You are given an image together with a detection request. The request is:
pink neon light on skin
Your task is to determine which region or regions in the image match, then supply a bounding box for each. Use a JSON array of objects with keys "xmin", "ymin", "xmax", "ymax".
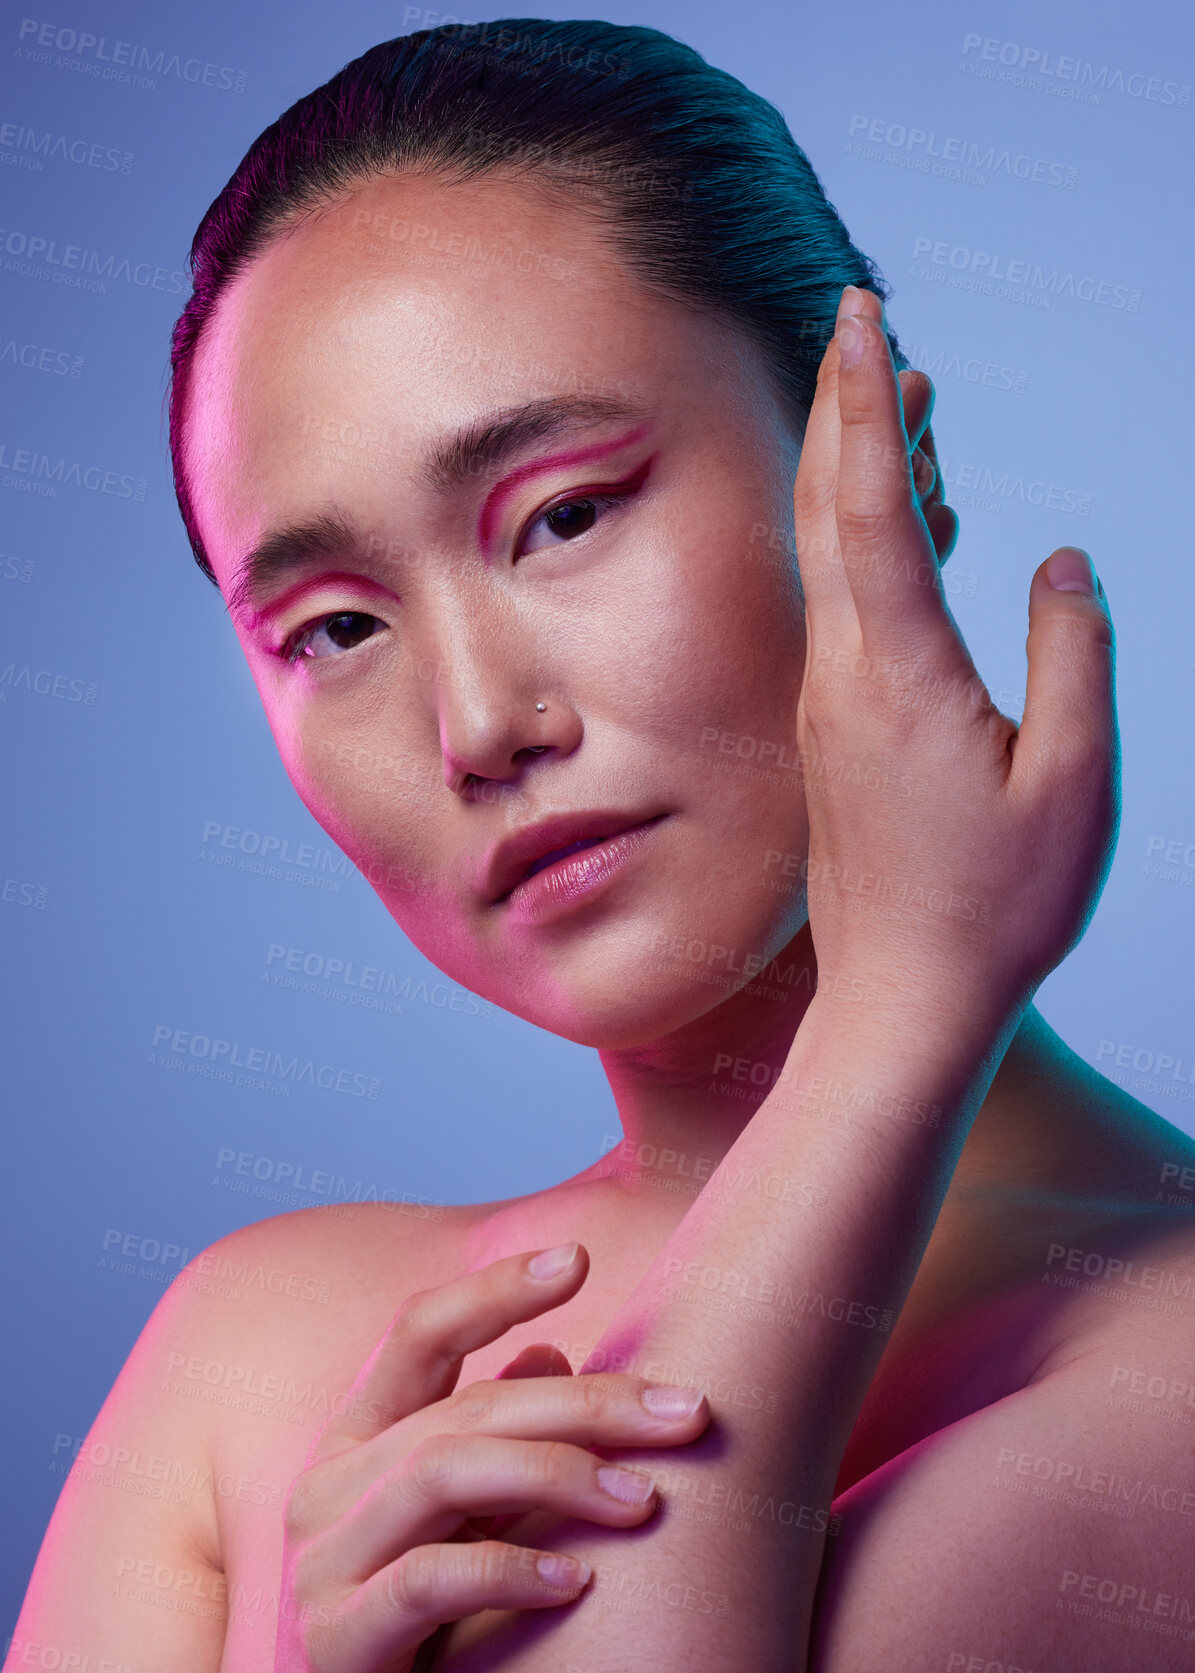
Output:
[
  {"xmin": 236, "ymin": 423, "xmax": 659, "ymax": 639},
  {"xmin": 477, "ymin": 422, "xmax": 654, "ymax": 553}
]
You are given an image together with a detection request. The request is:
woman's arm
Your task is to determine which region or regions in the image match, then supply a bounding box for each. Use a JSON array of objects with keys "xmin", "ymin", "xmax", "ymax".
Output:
[
  {"xmin": 431, "ymin": 996, "xmax": 1020, "ymax": 1671},
  {"xmin": 4, "ymin": 1251, "xmax": 235, "ymax": 1673},
  {"xmin": 430, "ymin": 285, "xmax": 1119, "ymax": 1671}
]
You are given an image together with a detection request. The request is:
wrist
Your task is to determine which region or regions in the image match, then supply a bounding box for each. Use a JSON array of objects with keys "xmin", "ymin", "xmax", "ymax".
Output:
[
  {"xmin": 809, "ymin": 964, "xmax": 1028, "ymax": 1060},
  {"xmin": 774, "ymin": 983, "xmax": 1026, "ymax": 1143}
]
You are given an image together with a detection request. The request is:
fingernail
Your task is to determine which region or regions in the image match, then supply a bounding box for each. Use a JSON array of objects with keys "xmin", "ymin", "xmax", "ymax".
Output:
[
  {"xmin": 537, "ymin": 1553, "xmax": 591, "ymax": 1588},
  {"xmin": 642, "ymin": 1384, "xmax": 704, "ymax": 1419},
  {"xmin": 836, "ymin": 316, "xmax": 864, "ymax": 367},
  {"xmin": 1045, "ymin": 548, "xmax": 1097, "ymax": 593},
  {"xmin": 528, "ymin": 1242, "xmax": 578, "ymax": 1280},
  {"xmin": 597, "ymin": 1465, "xmax": 656, "ymax": 1505},
  {"xmin": 837, "ymin": 283, "xmax": 866, "ymax": 319}
]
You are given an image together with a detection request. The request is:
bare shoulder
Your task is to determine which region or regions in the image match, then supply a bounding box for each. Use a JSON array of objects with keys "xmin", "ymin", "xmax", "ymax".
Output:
[
  {"xmin": 7, "ymin": 1198, "xmax": 485, "ymax": 1671},
  {"xmin": 814, "ymin": 1202, "xmax": 1195, "ymax": 1670},
  {"xmin": 1020, "ymin": 1060, "xmax": 1195, "ymax": 1371},
  {"xmin": 171, "ymin": 1196, "xmax": 489, "ymax": 1474},
  {"xmin": 180, "ymin": 1195, "xmax": 483, "ymax": 1350}
]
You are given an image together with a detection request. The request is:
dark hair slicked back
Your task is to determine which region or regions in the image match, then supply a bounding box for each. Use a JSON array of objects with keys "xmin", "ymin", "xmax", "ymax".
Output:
[{"xmin": 168, "ymin": 18, "xmax": 901, "ymax": 582}]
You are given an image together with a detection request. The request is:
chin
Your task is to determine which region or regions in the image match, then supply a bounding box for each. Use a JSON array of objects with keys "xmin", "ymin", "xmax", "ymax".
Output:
[
  {"xmin": 383, "ymin": 865, "xmax": 811, "ymax": 1050},
  {"xmin": 488, "ymin": 921, "xmax": 812, "ymax": 1051},
  {"xmin": 514, "ymin": 973, "xmax": 737, "ymax": 1051}
]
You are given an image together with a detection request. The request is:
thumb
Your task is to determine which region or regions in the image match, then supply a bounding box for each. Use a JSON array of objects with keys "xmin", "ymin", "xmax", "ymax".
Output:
[{"xmin": 1016, "ymin": 546, "xmax": 1117, "ymax": 776}]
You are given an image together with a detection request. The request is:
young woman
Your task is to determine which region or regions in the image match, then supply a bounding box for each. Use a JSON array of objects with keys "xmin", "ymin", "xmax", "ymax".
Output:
[{"xmin": 11, "ymin": 19, "xmax": 1195, "ymax": 1673}]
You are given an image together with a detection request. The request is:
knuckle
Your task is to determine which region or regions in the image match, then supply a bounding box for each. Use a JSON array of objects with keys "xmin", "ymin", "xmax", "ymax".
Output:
[
  {"xmin": 449, "ymin": 1379, "xmax": 496, "ymax": 1431},
  {"xmin": 836, "ymin": 385, "xmax": 876, "ymax": 426},
  {"xmin": 1040, "ymin": 609, "xmax": 1116, "ymax": 669},
  {"xmin": 570, "ymin": 1371, "xmax": 614, "ymax": 1422},
  {"xmin": 793, "ymin": 468, "xmax": 837, "ymax": 525},
  {"xmin": 472, "ymin": 1538, "xmax": 517, "ymax": 1594},
  {"xmin": 391, "ymin": 1286, "xmax": 435, "ymax": 1341},
  {"xmin": 532, "ymin": 1438, "xmax": 576, "ymax": 1490},
  {"xmin": 386, "ymin": 1545, "xmax": 439, "ymax": 1618},
  {"xmin": 406, "ymin": 1432, "xmax": 460, "ymax": 1494},
  {"xmin": 836, "ymin": 500, "xmax": 899, "ymax": 548}
]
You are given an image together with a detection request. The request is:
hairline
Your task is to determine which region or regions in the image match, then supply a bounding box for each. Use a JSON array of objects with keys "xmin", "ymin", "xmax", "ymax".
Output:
[{"xmin": 176, "ymin": 162, "xmax": 808, "ymax": 587}]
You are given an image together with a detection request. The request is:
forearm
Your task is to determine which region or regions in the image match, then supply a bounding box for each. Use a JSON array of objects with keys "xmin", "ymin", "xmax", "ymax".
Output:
[{"xmin": 433, "ymin": 986, "xmax": 1023, "ymax": 1673}]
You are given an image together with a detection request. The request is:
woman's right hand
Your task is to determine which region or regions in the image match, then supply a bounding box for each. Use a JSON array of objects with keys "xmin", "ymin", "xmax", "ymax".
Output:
[{"xmin": 274, "ymin": 1241, "xmax": 710, "ymax": 1672}]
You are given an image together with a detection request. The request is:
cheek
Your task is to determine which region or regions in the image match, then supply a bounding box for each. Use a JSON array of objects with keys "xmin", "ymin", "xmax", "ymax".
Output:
[
  {"xmin": 267, "ymin": 681, "xmax": 491, "ymax": 988},
  {"xmin": 260, "ymin": 686, "xmax": 438, "ymax": 894},
  {"xmin": 603, "ymin": 515, "xmax": 808, "ymax": 764},
  {"xmin": 576, "ymin": 518, "xmax": 812, "ymax": 934}
]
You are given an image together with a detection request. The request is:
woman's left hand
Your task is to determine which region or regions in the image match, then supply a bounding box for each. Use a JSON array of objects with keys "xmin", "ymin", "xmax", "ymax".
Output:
[{"xmin": 791, "ymin": 284, "xmax": 1120, "ymax": 1039}]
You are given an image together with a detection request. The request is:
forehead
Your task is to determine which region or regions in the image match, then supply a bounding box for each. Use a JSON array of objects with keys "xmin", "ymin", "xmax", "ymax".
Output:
[{"xmin": 185, "ymin": 170, "xmax": 757, "ymax": 584}]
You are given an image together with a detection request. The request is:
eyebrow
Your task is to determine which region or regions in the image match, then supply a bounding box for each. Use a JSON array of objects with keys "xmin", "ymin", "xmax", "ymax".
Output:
[{"xmin": 226, "ymin": 393, "xmax": 651, "ymax": 622}]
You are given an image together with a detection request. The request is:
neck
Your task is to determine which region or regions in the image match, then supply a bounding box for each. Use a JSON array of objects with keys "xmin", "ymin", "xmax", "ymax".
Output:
[{"xmin": 589, "ymin": 923, "xmax": 1105, "ymax": 1206}]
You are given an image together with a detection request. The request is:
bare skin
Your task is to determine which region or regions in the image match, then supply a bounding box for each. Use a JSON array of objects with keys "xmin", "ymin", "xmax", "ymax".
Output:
[
  {"xmin": 27, "ymin": 1034, "xmax": 1188, "ymax": 1672},
  {"xmin": 9, "ymin": 170, "xmax": 1195, "ymax": 1672}
]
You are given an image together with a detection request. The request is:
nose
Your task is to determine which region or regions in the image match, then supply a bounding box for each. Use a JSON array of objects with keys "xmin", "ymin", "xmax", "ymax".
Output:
[{"xmin": 430, "ymin": 623, "xmax": 583, "ymax": 796}]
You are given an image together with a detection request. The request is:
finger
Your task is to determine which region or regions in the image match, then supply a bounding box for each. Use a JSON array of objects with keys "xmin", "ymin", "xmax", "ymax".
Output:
[
  {"xmin": 911, "ymin": 424, "xmax": 960, "ymax": 568},
  {"xmin": 328, "ymin": 1433, "xmax": 660, "ymax": 1581},
  {"xmin": 834, "ymin": 288, "xmax": 951, "ymax": 652},
  {"xmin": 311, "ymin": 1367, "xmax": 707, "ymax": 1532},
  {"xmin": 309, "ymin": 1243, "xmax": 588, "ymax": 1459},
  {"xmin": 898, "ymin": 368, "xmax": 935, "ymax": 450},
  {"xmin": 895, "ymin": 371, "xmax": 939, "ymax": 528},
  {"xmin": 326, "ymin": 1538, "xmax": 593, "ymax": 1669},
  {"xmin": 496, "ymin": 1343, "xmax": 574, "ymax": 1379},
  {"xmin": 793, "ymin": 313, "xmax": 857, "ymax": 654},
  {"xmin": 911, "ymin": 419, "xmax": 941, "ymax": 518},
  {"xmin": 1016, "ymin": 547, "xmax": 1118, "ymax": 789},
  {"xmin": 925, "ymin": 497, "xmax": 960, "ymax": 565},
  {"xmin": 479, "ymin": 1346, "xmax": 573, "ymax": 1540},
  {"xmin": 895, "ymin": 378, "xmax": 960, "ymax": 575}
]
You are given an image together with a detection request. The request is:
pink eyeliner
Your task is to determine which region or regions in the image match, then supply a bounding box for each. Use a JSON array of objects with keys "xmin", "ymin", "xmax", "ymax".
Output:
[{"xmin": 477, "ymin": 423, "xmax": 653, "ymax": 552}]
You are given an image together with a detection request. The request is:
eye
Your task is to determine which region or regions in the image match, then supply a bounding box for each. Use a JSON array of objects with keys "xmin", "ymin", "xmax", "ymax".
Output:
[
  {"xmin": 280, "ymin": 610, "xmax": 386, "ymax": 665},
  {"xmin": 517, "ymin": 492, "xmax": 624, "ymax": 557}
]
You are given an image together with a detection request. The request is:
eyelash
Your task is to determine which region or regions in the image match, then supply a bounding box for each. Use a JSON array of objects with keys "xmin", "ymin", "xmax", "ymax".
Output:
[{"xmin": 276, "ymin": 486, "xmax": 632, "ymax": 666}]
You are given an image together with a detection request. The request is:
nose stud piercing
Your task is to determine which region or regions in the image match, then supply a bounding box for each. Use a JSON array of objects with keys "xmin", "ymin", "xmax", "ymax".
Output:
[{"xmin": 527, "ymin": 701, "xmax": 549, "ymax": 752}]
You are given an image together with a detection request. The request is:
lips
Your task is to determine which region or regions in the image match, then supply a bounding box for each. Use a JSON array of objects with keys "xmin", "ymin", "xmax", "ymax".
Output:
[
  {"xmin": 484, "ymin": 811, "xmax": 667, "ymax": 905},
  {"xmin": 524, "ymin": 836, "xmax": 607, "ymax": 880}
]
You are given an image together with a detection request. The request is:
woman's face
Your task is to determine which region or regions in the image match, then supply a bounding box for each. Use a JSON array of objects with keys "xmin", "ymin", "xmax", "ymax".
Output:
[{"xmin": 187, "ymin": 169, "xmax": 813, "ymax": 1048}]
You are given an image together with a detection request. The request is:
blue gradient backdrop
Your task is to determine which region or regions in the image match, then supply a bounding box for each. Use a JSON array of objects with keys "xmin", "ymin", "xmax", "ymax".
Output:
[{"xmin": 2, "ymin": 0, "xmax": 1192, "ymax": 1624}]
